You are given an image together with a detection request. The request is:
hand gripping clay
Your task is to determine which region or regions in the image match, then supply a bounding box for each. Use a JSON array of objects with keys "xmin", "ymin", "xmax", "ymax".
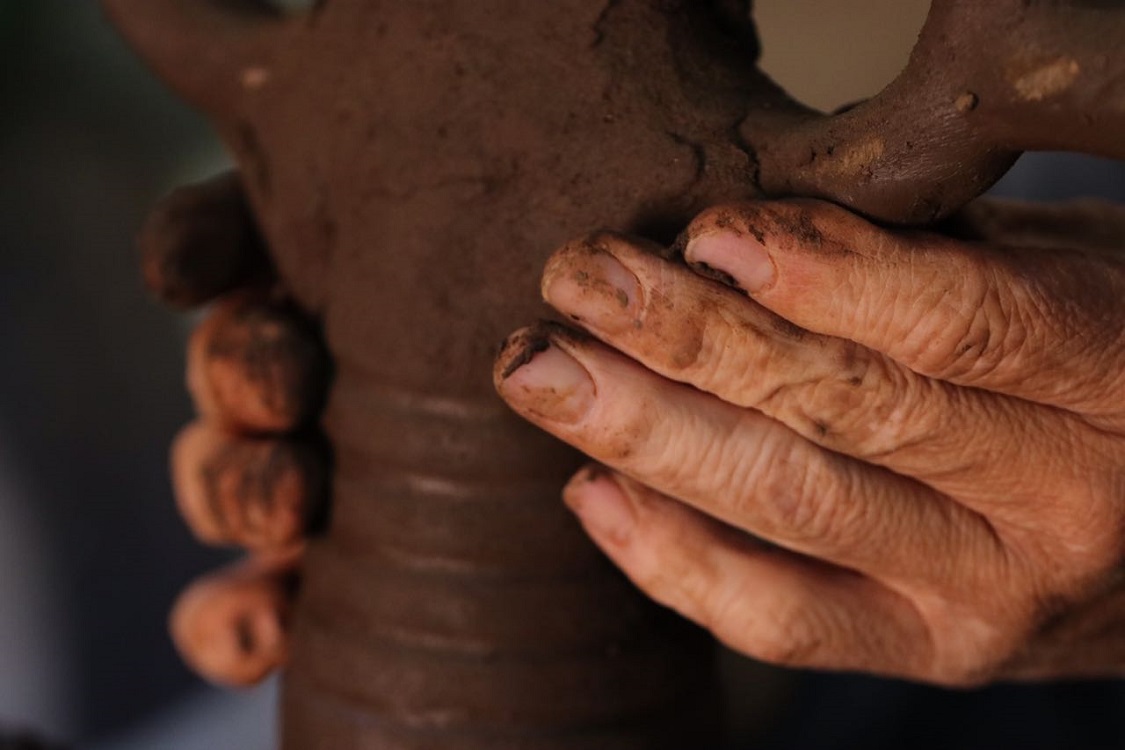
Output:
[{"xmin": 103, "ymin": 0, "xmax": 1125, "ymax": 746}]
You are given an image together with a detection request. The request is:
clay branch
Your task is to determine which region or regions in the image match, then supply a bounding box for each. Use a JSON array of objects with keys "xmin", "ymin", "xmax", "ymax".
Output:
[
  {"xmin": 741, "ymin": 0, "xmax": 1125, "ymax": 225},
  {"xmin": 100, "ymin": 0, "xmax": 286, "ymax": 116}
]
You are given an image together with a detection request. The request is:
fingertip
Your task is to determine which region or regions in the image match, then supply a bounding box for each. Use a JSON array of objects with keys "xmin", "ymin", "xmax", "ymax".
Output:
[
  {"xmin": 170, "ymin": 559, "xmax": 296, "ymax": 687},
  {"xmin": 139, "ymin": 171, "xmax": 271, "ymax": 309},
  {"xmin": 493, "ymin": 323, "xmax": 597, "ymax": 426},
  {"xmin": 494, "ymin": 325, "xmax": 543, "ymax": 389},
  {"xmin": 682, "ymin": 204, "xmax": 778, "ymax": 295},
  {"xmin": 562, "ymin": 465, "xmax": 637, "ymax": 547},
  {"xmin": 171, "ymin": 420, "xmax": 328, "ymax": 550},
  {"xmin": 187, "ymin": 296, "xmax": 330, "ymax": 434}
]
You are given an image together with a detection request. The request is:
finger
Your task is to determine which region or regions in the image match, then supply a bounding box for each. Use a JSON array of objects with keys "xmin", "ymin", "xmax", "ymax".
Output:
[
  {"xmin": 493, "ymin": 324, "xmax": 1002, "ymax": 590},
  {"xmin": 944, "ymin": 197, "xmax": 1125, "ymax": 255},
  {"xmin": 171, "ymin": 420, "xmax": 328, "ymax": 550},
  {"xmin": 562, "ymin": 467, "xmax": 932, "ymax": 679},
  {"xmin": 187, "ymin": 294, "xmax": 330, "ymax": 434},
  {"xmin": 139, "ymin": 171, "xmax": 272, "ymax": 309},
  {"xmin": 170, "ymin": 552, "xmax": 300, "ymax": 687},
  {"xmin": 680, "ymin": 199, "xmax": 1125, "ymax": 416},
  {"xmin": 539, "ymin": 232, "xmax": 1092, "ymax": 505}
]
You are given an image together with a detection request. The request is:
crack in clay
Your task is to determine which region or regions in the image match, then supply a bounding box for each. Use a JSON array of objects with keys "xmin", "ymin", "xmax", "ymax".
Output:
[
  {"xmin": 667, "ymin": 131, "xmax": 708, "ymax": 188},
  {"xmin": 729, "ymin": 119, "xmax": 762, "ymax": 193},
  {"xmin": 590, "ymin": 0, "xmax": 625, "ymax": 48}
]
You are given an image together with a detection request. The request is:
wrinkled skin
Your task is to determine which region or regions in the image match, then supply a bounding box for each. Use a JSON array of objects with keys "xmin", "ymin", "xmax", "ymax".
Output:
[
  {"xmin": 496, "ymin": 197, "xmax": 1125, "ymax": 685},
  {"xmin": 155, "ymin": 176, "xmax": 1125, "ymax": 688}
]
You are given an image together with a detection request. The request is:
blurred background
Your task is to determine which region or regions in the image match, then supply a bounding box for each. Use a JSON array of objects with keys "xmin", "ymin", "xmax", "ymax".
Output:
[{"xmin": 0, "ymin": 1, "xmax": 1122, "ymax": 748}]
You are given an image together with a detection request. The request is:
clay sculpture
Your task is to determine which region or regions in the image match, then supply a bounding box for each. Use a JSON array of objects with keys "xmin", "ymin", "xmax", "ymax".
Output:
[{"xmin": 102, "ymin": 0, "xmax": 1125, "ymax": 747}]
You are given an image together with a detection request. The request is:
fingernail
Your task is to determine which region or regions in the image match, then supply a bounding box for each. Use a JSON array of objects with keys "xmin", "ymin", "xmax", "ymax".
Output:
[
  {"xmin": 542, "ymin": 244, "xmax": 641, "ymax": 333},
  {"xmin": 563, "ymin": 467, "xmax": 636, "ymax": 545},
  {"xmin": 685, "ymin": 231, "xmax": 775, "ymax": 293},
  {"xmin": 496, "ymin": 329, "xmax": 595, "ymax": 424}
]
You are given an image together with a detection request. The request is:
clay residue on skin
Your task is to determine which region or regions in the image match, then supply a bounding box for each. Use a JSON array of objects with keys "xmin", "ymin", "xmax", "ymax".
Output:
[
  {"xmin": 689, "ymin": 260, "xmax": 743, "ymax": 291},
  {"xmin": 496, "ymin": 321, "xmax": 590, "ymax": 381},
  {"xmin": 1012, "ymin": 58, "xmax": 1080, "ymax": 102},
  {"xmin": 499, "ymin": 330, "xmax": 551, "ymax": 380}
]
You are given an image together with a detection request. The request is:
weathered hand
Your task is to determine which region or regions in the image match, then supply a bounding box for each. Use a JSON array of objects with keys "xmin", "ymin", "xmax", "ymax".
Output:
[
  {"xmin": 139, "ymin": 172, "xmax": 330, "ymax": 687},
  {"xmin": 495, "ymin": 198, "xmax": 1125, "ymax": 685}
]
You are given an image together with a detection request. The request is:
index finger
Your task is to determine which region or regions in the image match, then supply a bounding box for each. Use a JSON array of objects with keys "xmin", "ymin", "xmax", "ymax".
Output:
[{"xmin": 681, "ymin": 199, "xmax": 1125, "ymax": 419}]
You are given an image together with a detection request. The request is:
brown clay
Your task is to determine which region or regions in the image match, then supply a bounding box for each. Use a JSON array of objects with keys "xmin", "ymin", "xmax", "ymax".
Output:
[
  {"xmin": 740, "ymin": 0, "xmax": 1125, "ymax": 224},
  {"xmin": 101, "ymin": 0, "xmax": 1125, "ymax": 747}
]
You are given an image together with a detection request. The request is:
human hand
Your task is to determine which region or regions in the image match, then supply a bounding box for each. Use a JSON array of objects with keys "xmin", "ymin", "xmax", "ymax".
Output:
[
  {"xmin": 139, "ymin": 172, "xmax": 330, "ymax": 687},
  {"xmin": 494, "ymin": 198, "xmax": 1125, "ymax": 685}
]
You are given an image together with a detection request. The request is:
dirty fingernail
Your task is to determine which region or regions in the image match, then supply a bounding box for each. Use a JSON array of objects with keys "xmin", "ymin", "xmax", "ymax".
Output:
[
  {"xmin": 495, "ymin": 328, "xmax": 595, "ymax": 424},
  {"xmin": 563, "ymin": 466, "xmax": 636, "ymax": 545},
  {"xmin": 542, "ymin": 244, "xmax": 642, "ymax": 333},
  {"xmin": 685, "ymin": 231, "xmax": 775, "ymax": 293}
]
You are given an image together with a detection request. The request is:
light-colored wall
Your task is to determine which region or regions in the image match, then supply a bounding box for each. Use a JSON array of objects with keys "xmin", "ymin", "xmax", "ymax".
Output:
[{"xmin": 755, "ymin": 0, "xmax": 930, "ymax": 112}]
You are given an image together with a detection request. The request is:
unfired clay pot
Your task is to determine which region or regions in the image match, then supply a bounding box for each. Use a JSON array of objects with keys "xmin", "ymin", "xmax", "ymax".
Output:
[{"xmin": 102, "ymin": 0, "xmax": 1125, "ymax": 747}]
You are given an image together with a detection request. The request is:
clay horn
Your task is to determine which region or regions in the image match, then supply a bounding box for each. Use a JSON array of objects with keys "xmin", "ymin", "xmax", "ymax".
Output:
[
  {"xmin": 743, "ymin": 0, "xmax": 1125, "ymax": 225},
  {"xmin": 100, "ymin": 0, "xmax": 286, "ymax": 117}
]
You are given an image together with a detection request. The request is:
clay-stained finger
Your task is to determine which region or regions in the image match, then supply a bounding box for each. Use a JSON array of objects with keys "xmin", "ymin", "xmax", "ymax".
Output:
[
  {"xmin": 561, "ymin": 467, "xmax": 933, "ymax": 681},
  {"xmin": 139, "ymin": 171, "xmax": 271, "ymax": 308},
  {"xmin": 539, "ymin": 231, "xmax": 1092, "ymax": 508},
  {"xmin": 493, "ymin": 324, "xmax": 1001, "ymax": 591},
  {"xmin": 172, "ymin": 421, "xmax": 328, "ymax": 550},
  {"xmin": 187, "ymin": 295, "xmax": 330, "ymax": 433},
  {"xmin": 680, "ymin": 200, "xmax": 1125, "ymax": 416},
  {"xmin": 170, "ymin": 552, "xmax": 300, "ymax": 687}
]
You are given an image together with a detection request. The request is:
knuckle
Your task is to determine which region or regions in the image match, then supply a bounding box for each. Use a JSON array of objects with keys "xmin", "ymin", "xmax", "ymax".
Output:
[
  {"xmin": 750, "ymin": 444, "xmax": 855, "ymax": 548},
  {"xmin": 1004, "ymin": 464, "xmax": 1125, "ymax": 582},
  {"xmin": 916, "ymin": 590, "xmax": 1037, "ymax": 687},
  {"xmin": 752, "ymin": 340, "xmax": 930, "ymax": 463},
  {"xmin": 606, "ymin": 392, "xmax": 741, "ymax": 499},
  {"xmin": 686, "ymin": 199, "xmax": 833, "ymax": 249},
  {"xmin": 737, "ymin": 599, "xmax": 825, "ymax": 668},
  {"xmin": 925, "ymin": 630, "xmax": 1011, "ymax": 687},
  {"xmin": 628, "ymin": 508, "xmax": 721, "ymax": 623},
  {"xmin": 932, "ymin": 654, "xmax": 1008, "ymax": 688},
  {"xmin": 901, "ymin": 256, "xmax": 1032, "ymax": 383}
]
